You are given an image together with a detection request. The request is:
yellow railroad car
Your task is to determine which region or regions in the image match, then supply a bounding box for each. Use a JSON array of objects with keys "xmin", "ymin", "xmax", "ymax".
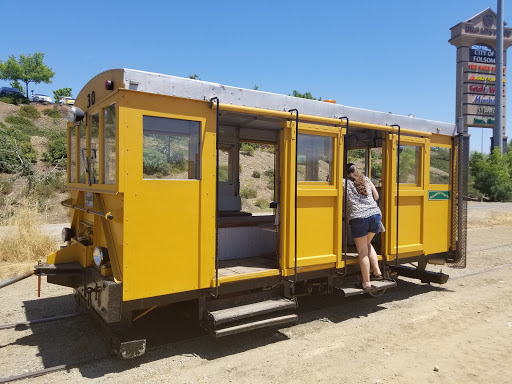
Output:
[{"xmin": 36, "ymin": 69, "xmax": 468, "ymax": 357}]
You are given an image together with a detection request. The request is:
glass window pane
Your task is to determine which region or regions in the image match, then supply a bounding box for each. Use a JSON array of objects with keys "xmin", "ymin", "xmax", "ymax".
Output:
[
  {"xmin": 348, "ymin": 149, "xmax": 366, "ymax": 175},
  {"xmin": 90, "ymin": 113, "xmax": 99, "ymax": 184},
  {"xmin": 430, "ymin": 146, "xmax": 450, "ymax": 184},
  {"xmin": 370, "ymin": 148, "xmax": 382, "ymax": 187},
  {"xmin": 297, "ymin": 134, "xmax": 333, "ymax": 182},
  {"xmin": 218, "ymin": 147, "xmax": 232, "ymax": 182},
  {"xmin": 79, "ymin": 123, "xmax": 87, "ymax": 184},
  {"xmin": 398, "ymin": 145, "xmax": 420, "ymax": 184},
  {"xmin": 69, "ymin": 126, "xmax": 76, "ymax": 183},
  {"xmin": 103, "ymin": 104, "xmax": 116, "ymax": 184},
  {"xmin": 143, "ymin": 116, "xmax": 200, "ymax": 180}
]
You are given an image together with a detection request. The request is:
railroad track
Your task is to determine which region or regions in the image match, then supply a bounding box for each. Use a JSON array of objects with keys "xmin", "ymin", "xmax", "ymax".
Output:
[{"xmin": 2, "ymin": 259, "xmax": 512, "ymax": 383}]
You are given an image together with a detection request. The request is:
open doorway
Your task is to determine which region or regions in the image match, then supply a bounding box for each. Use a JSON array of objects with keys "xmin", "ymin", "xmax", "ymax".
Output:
[
  {"xmin": 216, "ymin": 113, "xmax": 281, "ymax": 278},
  {"xmin": 344, "ymin": 129, "xmax": 384, "ymax": 257}
]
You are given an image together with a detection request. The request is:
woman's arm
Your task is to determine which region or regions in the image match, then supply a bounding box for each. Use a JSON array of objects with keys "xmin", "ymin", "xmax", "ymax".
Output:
[{"xmin": 370, "ymin": 180, "xmax": 379, "ymax": 201}]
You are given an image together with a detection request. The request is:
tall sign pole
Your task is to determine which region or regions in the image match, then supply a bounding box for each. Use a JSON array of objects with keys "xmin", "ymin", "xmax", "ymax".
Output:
[
  {"xmin": 450, "ymin": 8, "xmax": 512, "ymax": 151},
  {"xmin": 494, "ymin": 0, "xmax": 505, "ymax": 153}
]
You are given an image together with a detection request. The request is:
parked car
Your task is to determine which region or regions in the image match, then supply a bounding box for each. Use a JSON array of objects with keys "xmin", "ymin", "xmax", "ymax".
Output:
[
  {"xmin": 0, "ymin": 87, "xmax": 24, "ymax": 97},
  {"xmin": 32, "ymin": 94, "xmax": 53, "ymax": 103},
  {"xmin": 58, "ymin": 96, "xmax": 75, "ymax": 105}
]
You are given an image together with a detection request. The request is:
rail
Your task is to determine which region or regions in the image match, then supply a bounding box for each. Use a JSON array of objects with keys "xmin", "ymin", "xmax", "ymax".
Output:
[{"xmin": 61, "ymin": 201, "xmax": 113, "ymax": 220}]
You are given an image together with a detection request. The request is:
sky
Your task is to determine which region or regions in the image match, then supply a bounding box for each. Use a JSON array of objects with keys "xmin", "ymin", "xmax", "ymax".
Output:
[{"xmin": 1, "ymin": 0, "xmax": 510, "ymax": 153}]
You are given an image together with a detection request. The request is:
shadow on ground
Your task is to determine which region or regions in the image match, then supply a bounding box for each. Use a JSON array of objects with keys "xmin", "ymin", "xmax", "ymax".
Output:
[{"xmin": 6, "ymin": 277, "xmax": 451, "ymax": 380}]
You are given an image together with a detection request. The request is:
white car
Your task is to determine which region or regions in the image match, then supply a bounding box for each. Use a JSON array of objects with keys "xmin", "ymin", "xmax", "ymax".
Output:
[
  {"xmin": 58, "ymin": 96, "xmax": 75, "ymax": 105},
  {"xmin": 32, "ymin": 94, "xmax": 53, "ymax": 103}
]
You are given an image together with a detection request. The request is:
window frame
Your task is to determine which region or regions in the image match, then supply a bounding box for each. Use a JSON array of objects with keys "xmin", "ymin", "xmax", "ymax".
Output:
[
  {"xmin": 296, "ymin": 128, "xmax": 337, "ymax": 186},
  {"xmin": 142, "ymin": 115, "xmax": 202, "ymax": 181},
  {"xmin": 429, "ymin": 145, "xmax": 451, "ymax": 185}
]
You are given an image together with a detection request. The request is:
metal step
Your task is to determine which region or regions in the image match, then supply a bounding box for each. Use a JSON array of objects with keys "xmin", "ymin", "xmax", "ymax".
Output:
[
  {"xmin": 390, "ymin": 265, "xmax": 449, "ymax": 284},
  {"xmin": 336, "ymin": 279, "xmax": 397, "ymax": 297},
  {"xmin": 213, "ymin": 314, "xmax": 298, "ymax": 337},
  {"xmin": 207, "ymin": 298, "xmax": 297, "ymax": 327}
]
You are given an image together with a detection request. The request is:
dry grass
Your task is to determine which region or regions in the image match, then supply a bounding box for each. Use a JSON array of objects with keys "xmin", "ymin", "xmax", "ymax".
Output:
[
  {"xmin": 467, "ymin": 211, "xmax": 512, "ymax": 228},
  {"xmin": 0, "ymin": 200, "xmax": 57, "ymax": 263}
]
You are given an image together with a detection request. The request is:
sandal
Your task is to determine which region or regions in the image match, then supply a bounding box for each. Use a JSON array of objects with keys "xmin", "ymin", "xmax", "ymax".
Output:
[{"xmin": 370, "ymin": 274, "xmax": 383, "ymax": 281}]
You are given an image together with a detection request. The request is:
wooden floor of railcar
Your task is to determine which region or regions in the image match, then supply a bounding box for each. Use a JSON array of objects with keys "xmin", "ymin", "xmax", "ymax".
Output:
[{"xmin": 218, "ymin": 255, "xmax": 278, "ymax": 277}]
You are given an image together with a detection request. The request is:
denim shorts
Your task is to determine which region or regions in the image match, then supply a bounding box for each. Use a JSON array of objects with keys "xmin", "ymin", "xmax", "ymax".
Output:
[{"xmin": 350, "ymin": 214, "xmax": 382, "ymax": 238}]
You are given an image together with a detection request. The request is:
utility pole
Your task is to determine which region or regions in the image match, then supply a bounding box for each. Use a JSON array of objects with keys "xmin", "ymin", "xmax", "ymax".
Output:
[{"xmin": 494, "ymin": 0, "xmax": 505, "ymax": 154}]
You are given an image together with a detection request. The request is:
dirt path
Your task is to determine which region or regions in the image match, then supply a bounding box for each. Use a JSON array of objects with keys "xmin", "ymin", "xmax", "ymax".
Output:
[{"xmin": 0, "ymin": 205, "xmax": 511, "ymax": 383}]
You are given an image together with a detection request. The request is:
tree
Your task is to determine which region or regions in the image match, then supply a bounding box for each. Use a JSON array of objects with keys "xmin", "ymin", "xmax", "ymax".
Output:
[
  {"xmin": 53, "ymin": 87, "xmax": 72, "ymax": 103},
  {"xmin": 291, "ymin": 90, "xmax": 322, "ymax": 101},
  {"xmin": 189, "ymin": 74, "xmax": 200, "ymax": 80},
  {"xmin": 470, "ymin": 149, "xmax": 512, "ymax": 201},
  {"xmin": 9, "ymin": 80, "xmax": 23, "ymax": 92},
  {"xmin": 0, "ymin": 53, "xmax": 54, "ymax": 97}
]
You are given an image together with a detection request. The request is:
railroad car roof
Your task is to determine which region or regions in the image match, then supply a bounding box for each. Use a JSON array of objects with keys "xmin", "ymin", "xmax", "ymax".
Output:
[{"xmin": 82, "ymin": 69, "xmax": 457, "ymax": 136}]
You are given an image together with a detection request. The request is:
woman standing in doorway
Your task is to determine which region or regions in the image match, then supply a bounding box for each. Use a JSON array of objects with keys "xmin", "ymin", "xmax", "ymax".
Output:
[{"xmin": 345, "ymin": 163, "xmax": 383, "ymax": 290}]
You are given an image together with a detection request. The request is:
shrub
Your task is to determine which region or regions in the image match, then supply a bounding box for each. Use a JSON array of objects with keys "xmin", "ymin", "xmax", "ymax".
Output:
[
  {"xmin": 0, "ymin": 94, "xmax": 29, "ymax": 105},
  {"xmin": 43, "ymin": 108, "xmax": 61, "ymax": 118},
  {"xmin": 267, "ymin": 176, "xmax": 275, "ymax": 190},
  {"xmin": 4, "ymin": 114, "xmax": 43, "ymax": 136},
  {"xmin": 5, "ymin": 115, "xmax": 34, "ymax": 127},
  {"xmin": 240, "ymin": 186, "xmax": 257, "ymax": 199},
  {"xmin": 255, "ymin": 198, "xmax": 269, "ymax": 208},
  {"xmin": 143, "ymin": 148, "xmax": 170, "ymax": 176},
  {"xmin": 470, "ymin": 149, "xmax": 512, "ymax": 202},
  {"xmin": 0, "ymin": 201, "xmax": 56, "ymax": 262},
  {"xmin": 44, "ymin": 137, "xmax": 67, "ymax": 165},
  {"xmin": 240, "ymin": 143, "xmax": 255, "ymax": 156},
  {"xmin": 18, "ymin": 105, "xmax": 40, "ymax": 119},
  {"xmin": 252, "ymin": 170, "xmax": 260, "ymax": 178},
  {"xmin": 0, "ymin": 128, "xmax": 36, "ymax": 173},
  {"xmin": 264, "ymin": 169, "xmax": 274, "ymax": 178}
]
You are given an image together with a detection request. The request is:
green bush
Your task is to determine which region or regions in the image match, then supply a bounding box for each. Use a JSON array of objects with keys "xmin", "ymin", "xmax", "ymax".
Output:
[
  {"xmin": 44, "ymin": 137, "xmax": 67, "ymax": 165},
  {"xmin": 18, "ymin": 105, "xmax": 40, "ymax": 119},
  {"xmin": 0, "ymin": 94, "xmax": 29, "ymax": 105},
  {"xmin": 264, "ymin": 169, "xmax": 274, "ymax": 177},
  {"xmin": 255, "ymin": 198, "xmax": 269, "ymax": 208},
  {"xmin": 240, "ymin": 143, "xmax": 255, "ymax": 156},
  {"xmin": 240, "ymin": 186, "xmax": 257, "ymax": 199},
  {"xmin": 267, "ymin": 176, "xmax": 275, "ymax": 190},
  {"xmin": 143, "ymin": 148, "xmax": 170, "ymax": 176},
  {"xmin": 470, "ymin": 149, "xmax": 512, "ymax": 202},
  {"xmin": 252, "ymin": 170, "xmax": 260, "ymax": 178},
  {"xmin": 4, "ymin": 114, "xmax": 43, "ymax": 136},
  {"xmin": 5, "ymin": 115, "xmax": 34, "ymax": 126},
  {"xmin": 42, "ymin": 108, "xmax": 61, "ymax": 118},
  {"xmin": 0, "ymin": 126, "xmax": 37, "ymax": 173}
]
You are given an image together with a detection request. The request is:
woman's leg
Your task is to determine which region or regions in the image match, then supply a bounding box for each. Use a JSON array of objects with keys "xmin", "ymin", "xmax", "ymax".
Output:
[
  {"xmin": 354, "ymin": 235, "xmax": 371, "ymax": 288},
  {"xmin": 367, "ymin": 234, "xmax": 382, "ymax": 277}
]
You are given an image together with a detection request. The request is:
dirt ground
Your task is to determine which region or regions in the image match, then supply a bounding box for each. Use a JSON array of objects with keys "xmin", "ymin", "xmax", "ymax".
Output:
[{"xmin": 0, "ymin": 202, "xmax": 511, "ymax": 383}]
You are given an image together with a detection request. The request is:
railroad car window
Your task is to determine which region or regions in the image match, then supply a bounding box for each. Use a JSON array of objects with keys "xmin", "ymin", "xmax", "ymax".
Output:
[
  {"xmin": 218, "ymin": 147, "xmax": 232, "ymax": 183},
  {"xmin": 90, "ymin": 113, "xmax": 99, "ymax": 184},
  {"xmin": 103, "ymin": 104, "xmax": 116, "ymax": 184},
  {"xmin": 430, "ymin": 146, "xmax": 450, "ymax": 184},
  {"xmin": 398, "ymin": 145, "xmax": 420, "ymax": 184},
  {"xmin": 142, "ymin": 116, "xmax": 200, "ymax": 180},
  {"xmin": 297, "ymin": 134, "xmax": 333, "ymax": 182},
  {"xmin": 370, "ymin": 148, "xmax": 383, "ymax": 187},
  {"xmin": 69, "ymin": 126, "xmax": 77, "ymax": 183},
  {"xmin": 348, "ymin": 149, "xmax": 366, "ymax": 175},
  {"xmin": 79, "ymin": 123, "xmax": 87, "ymax": 183}
]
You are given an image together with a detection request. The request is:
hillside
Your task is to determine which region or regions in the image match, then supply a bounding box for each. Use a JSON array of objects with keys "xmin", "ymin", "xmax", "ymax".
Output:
[{"xmin": 0, "ymin": 101, "xmax": 69, "ymax": 224}]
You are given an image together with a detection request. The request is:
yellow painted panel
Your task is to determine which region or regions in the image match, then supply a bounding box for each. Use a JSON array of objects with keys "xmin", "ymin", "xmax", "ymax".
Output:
[
  {"xmin": 296, "ymin": 254, "xmax": 336, "ymax": 267},
  {"xmin": 121, "ymin": 92, "xmax": 216, "ymax": 301},
  {"xmin": 297, "ymin": 196, "xmax": 336, "ymax": 263},
  {"xmin": 215, "ymin": 269, "xmax": 280, "ymax": 284},
  {"xmin": 396, "ymin": 196, "xmax": 422, "ymax": 251},
  {"xmin": 424, "ymin": 193, "xmax": 451, "ymax": 254}
]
